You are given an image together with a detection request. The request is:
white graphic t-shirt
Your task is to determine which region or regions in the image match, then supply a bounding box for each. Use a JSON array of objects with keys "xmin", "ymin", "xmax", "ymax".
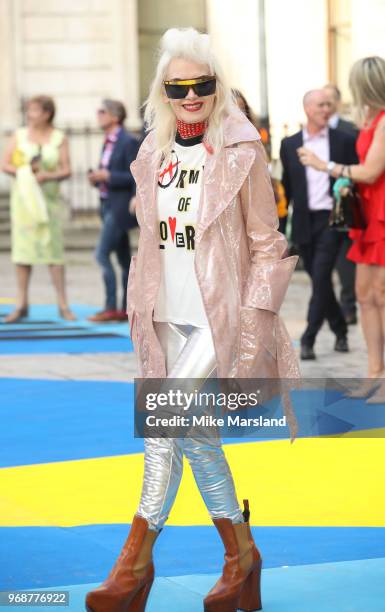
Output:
[{"xmin": 153, "ymin": 136, "xmax": 209, "ymax": 327}]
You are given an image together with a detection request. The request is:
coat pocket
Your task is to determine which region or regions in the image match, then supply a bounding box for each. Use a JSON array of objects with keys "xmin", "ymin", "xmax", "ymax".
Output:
[
  {"xmin": 126, "ymin": 255, "xmax": 137, "ymax": 334},
  {"xmin": 238, "ymin": 306, "xmax": 278, "ymax": 377}
]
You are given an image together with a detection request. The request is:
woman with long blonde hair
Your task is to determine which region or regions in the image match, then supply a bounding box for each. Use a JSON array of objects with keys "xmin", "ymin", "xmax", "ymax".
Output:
[
  {"xmin": 86, "ymin": 27, "xmax": 298, "ymax": 612},
  {"xmin": 298, "ymin": 56, "xmax": 385, "ymax": 387}
]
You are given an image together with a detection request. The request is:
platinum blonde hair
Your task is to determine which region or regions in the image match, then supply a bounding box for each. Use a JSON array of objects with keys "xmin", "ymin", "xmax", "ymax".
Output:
[
  {"xmin": 143, "ymin": 27, "xmax": 234, "ymax": 158},
  {"xmin": 349, "ymin": 56, "xmax": 385, "ymax": 126}
]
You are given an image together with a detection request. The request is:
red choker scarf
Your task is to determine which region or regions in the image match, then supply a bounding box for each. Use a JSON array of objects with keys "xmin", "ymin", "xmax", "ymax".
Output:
[
  {"xmin": 176, "ymin": 118, "xmax": 213, "ymax": 154},
  {"xmin": 176, "ymin": 118, "xmax": 208, "ymax": 139}
]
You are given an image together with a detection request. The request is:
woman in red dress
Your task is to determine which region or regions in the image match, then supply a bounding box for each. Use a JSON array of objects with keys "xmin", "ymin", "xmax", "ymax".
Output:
[{"xmin": 298, "ymin": 56, "xmax": 385, "ymax": 380}]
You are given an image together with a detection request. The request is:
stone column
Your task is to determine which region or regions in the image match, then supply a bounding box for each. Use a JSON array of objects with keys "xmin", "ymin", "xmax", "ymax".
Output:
[
  {"xmin": 206, "ymin": 0, "xmax": 261, "ymax": 115},
  {"xmin": 265, "ymin": 0, "xmax": 328, "ymax": 157},
  {"xmin": 0, "ymin": 0, "xmax": 19, "ymax": 130},
  {"xmin": 351, "ymin": 0, "xmax": 385, "ymax": 60},
  {"xmin": 0, "ymin": 0, "xmax": 19, "ymax": 193},
  {"xmin": 113, "ymin": 0, "xmax": 141, "ymax": 130}
]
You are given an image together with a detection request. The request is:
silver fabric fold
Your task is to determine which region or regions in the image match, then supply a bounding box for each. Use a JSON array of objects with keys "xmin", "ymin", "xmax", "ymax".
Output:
[{"xmin": 136, "ymin": 320, "xmax": 243, "ymax": 530}]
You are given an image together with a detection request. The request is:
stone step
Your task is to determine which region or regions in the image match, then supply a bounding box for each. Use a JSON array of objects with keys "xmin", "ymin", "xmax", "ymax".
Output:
[
  {"xmin": 0, "ymin": 208, "xmax": 9, "ymax": 221},
  {"xmin": 0, "ymin": 221, "xmax": 10, "ymax": 233}
]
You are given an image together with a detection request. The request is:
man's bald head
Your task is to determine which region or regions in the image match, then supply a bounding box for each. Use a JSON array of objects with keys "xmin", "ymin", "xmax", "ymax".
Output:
[
  {"xmin": 303, "ymin": 89, "xmax": 332, "ymax": 130},
  {"xmin": 303, "ymin": 89, "xmax": 326, "ymax": 109}
]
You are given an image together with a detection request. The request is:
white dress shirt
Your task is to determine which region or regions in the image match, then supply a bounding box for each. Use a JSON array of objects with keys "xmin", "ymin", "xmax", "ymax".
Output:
[
  {"xmin": 328, "ymin": 113, "xmax": 339, "ymax": 129},
  {"xmin": 302, "ymin": 127, "xmax": 333, "ymax": 211}
]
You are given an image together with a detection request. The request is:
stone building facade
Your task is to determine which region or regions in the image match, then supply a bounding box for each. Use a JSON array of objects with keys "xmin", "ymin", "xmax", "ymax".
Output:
[{"xmin": 0, "ymin": 0, "xmax": 384, "ymax": 210}]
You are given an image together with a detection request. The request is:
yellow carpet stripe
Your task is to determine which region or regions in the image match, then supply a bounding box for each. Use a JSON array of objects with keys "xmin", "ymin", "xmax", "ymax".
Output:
[{"xmin": 0, "ymin": 437, "xmax": 384, "ymax": 527}]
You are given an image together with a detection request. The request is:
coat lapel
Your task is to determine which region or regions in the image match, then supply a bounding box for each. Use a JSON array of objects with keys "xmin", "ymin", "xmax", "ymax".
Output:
[
  {"xmin": 195, "ymin": 145, "xmax": 256, "ymax": 243},
  {"xmin": 130, "ymin": 149, "xmax": 162, "ymax": 236},
  {"xmin": 132, "ymin": 143, "xmax": 256, "ymax": 242}
]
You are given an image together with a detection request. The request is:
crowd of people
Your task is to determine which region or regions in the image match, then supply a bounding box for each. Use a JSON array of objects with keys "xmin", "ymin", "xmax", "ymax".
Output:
[
  {"xmin": 1, "ymin": 54, "xmax": 385, "ymax": 381},
  {"xmin": 291, "ymin": 57, "xmax": 385, "ymax": 383},
  {"xmin": 234, "ymin": 62, "xmax": 385, "ymax": 382}
]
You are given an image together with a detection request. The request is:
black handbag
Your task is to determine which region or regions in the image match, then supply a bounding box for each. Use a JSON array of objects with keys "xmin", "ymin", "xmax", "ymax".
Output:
[{"xmin": 329, "ymin": 182, "xmax": 366, "ymax": 231}]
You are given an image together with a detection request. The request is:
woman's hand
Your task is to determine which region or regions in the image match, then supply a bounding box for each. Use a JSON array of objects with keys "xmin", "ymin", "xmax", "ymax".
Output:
[
  {"xmin": 333, "ymin": 177, "xmax": 352, "ymax": 201},
  {"xmin": 30, "ymin": 159, "xmax": 41, "ymax": 174},
  {"xmin": 89, "ymin": 169, "xmax": 110, "ymax": 183},
  {"xmin": 297, "ymin": 146, "xmax": 326, "ymax": 171},
  {"xmin": 35, "ymin": 171, "xmax": 52, "ymax": 183}
]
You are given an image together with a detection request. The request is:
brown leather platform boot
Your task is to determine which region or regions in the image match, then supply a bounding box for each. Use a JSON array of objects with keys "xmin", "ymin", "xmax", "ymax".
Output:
[
  {"xmin": 204, "ymin": 500, "xmax": 262, "ymax": 612},
  {"xmin": 85, "ymin": 515, "xmax": 159, "ymax": 612}
]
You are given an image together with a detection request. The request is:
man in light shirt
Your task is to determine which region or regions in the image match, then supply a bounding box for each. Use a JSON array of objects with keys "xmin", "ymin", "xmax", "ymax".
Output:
[{"xmin": 280, "ymin": 89, "xmax": 358, "ymax": 360}]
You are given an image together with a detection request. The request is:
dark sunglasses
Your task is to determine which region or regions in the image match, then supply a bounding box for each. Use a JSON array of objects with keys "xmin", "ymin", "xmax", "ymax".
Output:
[{"xmin": 163, "ymin": 76, "xmax": 217, "ymax": 99}]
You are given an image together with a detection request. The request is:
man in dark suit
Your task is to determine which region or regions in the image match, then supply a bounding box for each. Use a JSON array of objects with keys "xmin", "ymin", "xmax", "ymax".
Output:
[
  {"xmin": 324, "ymin": 83, "xmax": 359, "ymax": 325},
  {"xmin": 88, "ymin": 99, "xmax": 139, "ymax": 322},
  {"xmin": 280, "ymin": 89, "xmax": 358, "ymax": 359}
]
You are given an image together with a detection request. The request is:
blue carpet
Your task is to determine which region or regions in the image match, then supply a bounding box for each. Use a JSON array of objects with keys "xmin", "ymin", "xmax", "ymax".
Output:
[
  {"xmin": 0, "ymin": 304, "xmax": 109, "ymax": 321},
  {"xmin": 2, "ymin": 378, "xmax": 385, "ymax": 468},
  {"xmin": 0, "ymin": 322, "xmax": 130, "ymax": 336},
  {"xmin": 1, "ymin": 525, "xmax": 385, "ymax": 590},
  {"xmin": 0, "ymin": 304, "xmax": 132, "ymax": 353},
  {"xmin": 0, "ymin": 330, "xmax": 123, "ymax": 338},
  {"xmin": 1, "ymin": 558, "xmax": 385, "ymax": 611},
  {"xmin": 162, "ymin": 557, "xmax": 385, "ymax": 612},
  {"xmin": 0, "ymin": 377, "xmax": 277, "ymax": 468},
  {"xmin": 0, "ymin": 379, "xmax": 142, "ymax": 467},
  {"xmin": 0, "ymin": 337, "xmax": 132, "ymax": 354}
]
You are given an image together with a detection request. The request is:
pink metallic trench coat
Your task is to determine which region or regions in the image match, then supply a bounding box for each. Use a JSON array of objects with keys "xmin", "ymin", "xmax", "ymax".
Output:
[{"xmin": 127, "ymin": 107, "xmax": 300, "ymax": 440}]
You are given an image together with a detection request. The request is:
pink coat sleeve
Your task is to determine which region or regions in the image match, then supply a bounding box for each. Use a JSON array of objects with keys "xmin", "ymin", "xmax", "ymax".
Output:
[{"xmin": 239, "ymin": 140, "xmax": 298, "ymax": 313}]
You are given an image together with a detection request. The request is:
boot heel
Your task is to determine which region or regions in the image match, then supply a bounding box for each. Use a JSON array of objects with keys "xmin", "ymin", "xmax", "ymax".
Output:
[
  {"xmin": 238, "ymin": 559, "xmax": 262, "ymax": 611},
  {"xmin": 130, "ymin": 578, "xmax": 154, "ymax": 612},
  {"xmin": 204, "ymin": 598, "xmax": 238, "ymax": 612}
]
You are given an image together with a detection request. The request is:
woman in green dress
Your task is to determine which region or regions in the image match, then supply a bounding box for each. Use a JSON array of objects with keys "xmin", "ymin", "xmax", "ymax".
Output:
[{"xmin": 1, "ymin": 95, "xmax": 76, "ymax": 323}]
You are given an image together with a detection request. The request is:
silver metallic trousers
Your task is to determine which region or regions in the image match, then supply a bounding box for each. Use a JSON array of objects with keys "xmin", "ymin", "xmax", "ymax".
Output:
[{"xmin": 136, "ymin": 320, "xmax": 243, "ymax": 531}]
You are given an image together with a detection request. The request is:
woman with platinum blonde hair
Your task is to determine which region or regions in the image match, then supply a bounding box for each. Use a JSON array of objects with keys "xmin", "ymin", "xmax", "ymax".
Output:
[
  {"xmin": 143, "ymin": 27, "xmax": 233, "ymax": 158},
  {"xmin": 86, "ymin": 27, "xmax": 299, "ymax": 612},
  {"xmin": 299, "ymin": 56, "xmax": 385, "ymax": 389}
]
